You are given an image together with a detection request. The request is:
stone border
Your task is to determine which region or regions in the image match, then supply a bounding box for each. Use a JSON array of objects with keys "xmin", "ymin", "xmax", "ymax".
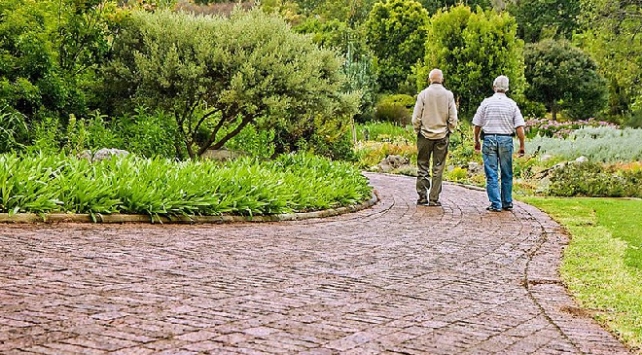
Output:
[{"xmin": 0, "ymin": 191, "xmax": 379, "ymax": 224}]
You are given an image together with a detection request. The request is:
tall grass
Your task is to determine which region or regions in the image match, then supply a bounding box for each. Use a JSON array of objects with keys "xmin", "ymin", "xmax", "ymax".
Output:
[{"xmin": 0, "ymin": 153, "xmax": 372, "ymax": 218}]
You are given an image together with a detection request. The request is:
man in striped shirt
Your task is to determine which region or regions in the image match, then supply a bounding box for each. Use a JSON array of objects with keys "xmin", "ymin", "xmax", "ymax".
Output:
[{"xmin": 472, "ymin": 75, "xmax": 525, "ymax": 212}]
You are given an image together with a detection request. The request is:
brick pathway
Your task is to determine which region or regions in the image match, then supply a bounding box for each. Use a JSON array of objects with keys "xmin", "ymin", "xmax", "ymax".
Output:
[{"xmin": 0, "ymin": 173, "xmax": 631, "ymax": 354}]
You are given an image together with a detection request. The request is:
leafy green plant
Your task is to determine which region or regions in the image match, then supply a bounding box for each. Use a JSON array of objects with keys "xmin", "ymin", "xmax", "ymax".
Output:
[
  {"xmin": 63, "ymin": 114, "xmax": 89, "ymax": 154},
  {"xmin": 0, "ymin": 106, "xmax": 27, "ymax": 153},
  {"xmin": 224, "ymin": 123, "xmax": 275, "ymax": 160},
  {"xmin": 85, "ymin": 111, "xmax": 125, "ymax": 152},
  {"xmin": 112, "ymin": 108, "xmax": 177, "ymax": 159},
  {"xmin": 28, "ymin": 116, "xmax": 62, "ymax": 155},
  {"xmin": 0, "ymin": 152, "xmax": 372, "ymax": 217}
]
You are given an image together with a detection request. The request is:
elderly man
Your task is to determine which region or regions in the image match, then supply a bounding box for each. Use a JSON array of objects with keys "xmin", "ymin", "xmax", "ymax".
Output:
[
  {"xmin": 412, "ymin": 68, "xmax": 458, "ymax": 206},
  {"xmin": 472, "ymin": 75, "xmax": 525, "ymax": 212}
]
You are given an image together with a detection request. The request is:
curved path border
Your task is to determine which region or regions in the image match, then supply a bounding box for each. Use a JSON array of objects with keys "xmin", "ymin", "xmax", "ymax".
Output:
[
  {"xmin": 0, "ymin": 173, "xmax": 631, "ymax": 354},
  {"xmin": 0, "ymin": 193, "xmax": 379, "ymax": 224}
]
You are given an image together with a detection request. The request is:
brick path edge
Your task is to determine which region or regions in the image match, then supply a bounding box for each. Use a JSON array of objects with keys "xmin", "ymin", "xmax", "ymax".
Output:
[{"xmin": 0, "ymin": 191, "xmax": 379, "ymax": 224}]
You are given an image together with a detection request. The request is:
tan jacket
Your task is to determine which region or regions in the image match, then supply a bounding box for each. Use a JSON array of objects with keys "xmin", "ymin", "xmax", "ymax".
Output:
[{"xmin": 411, "ymin": 83, "xmax": 458, "ymax": 139}]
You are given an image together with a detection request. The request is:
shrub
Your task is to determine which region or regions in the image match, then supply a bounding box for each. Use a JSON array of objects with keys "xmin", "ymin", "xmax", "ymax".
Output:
[
  {"xmin": 356, "ymin": 121, "xmax": 416, "ymax": 142},
  {"xmin": 354, "ymin": 141, "xmax": 417, "ymax": 169},
  {"xmin": 525, "ymin": 117, "xmax": 618, "ymax": 139},
  {"xmin": 0, "ymin": 106, "xmax": 28, "ymax": 153},
  {"xmin": 529, "ymin": 126, "xmax": 642, "ymax": 162},
  {"xmin": 0, "ymin": 152, "xmax": 372, "ymax": 217},
  {"xmin": 445, "ymin": 166, "xmax": 468, "ymax": 182},
  {"xmin": 547, "ymin": 162, "xmax": 641, "ymax": 198},
  {"xmin": 524, "ymin": 39, "xmax": 608, "ymax": 120},
  {"xmin": 225, "ymin": 124, "xmax": 275, "ymax": 160},
  {"xmin": 113, "ymin": 109, "xmax": 177, "ymax": 159},
  {"xmin": 624, "ymin": 110, "xmax": 642, "ymax": 128},
  {"xmin": 374, "ymin": 94, "xmax": 415, "ymax": 126},
  {"xmin": 102, "ymin": 8, "xmax": 358, "ymax": 159}
]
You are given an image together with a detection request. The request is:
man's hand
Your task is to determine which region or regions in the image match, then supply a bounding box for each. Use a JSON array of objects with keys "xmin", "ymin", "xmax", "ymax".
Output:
[
  {"xmin": 474, "ymin": 141, "xmax": 481, "ymax": 153},
  {"xmin": 518, "ymin": 147, "xmax": 525, "ymax": 157}
]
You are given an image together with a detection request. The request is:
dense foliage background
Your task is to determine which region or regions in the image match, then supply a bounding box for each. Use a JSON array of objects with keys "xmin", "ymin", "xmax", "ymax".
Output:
[
  {"xmin": 1, "ymin": 0, "xmax": 641, "ymax": 206},
  {"xmin": 3, "ymin": 0, "xmax": 642, "ymax": 160}
]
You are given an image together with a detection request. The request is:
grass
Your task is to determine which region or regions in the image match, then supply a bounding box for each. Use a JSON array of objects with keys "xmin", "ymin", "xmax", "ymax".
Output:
[{"xmin": 521, "ymin": 196, "xmax": 642, "ymax": 352}]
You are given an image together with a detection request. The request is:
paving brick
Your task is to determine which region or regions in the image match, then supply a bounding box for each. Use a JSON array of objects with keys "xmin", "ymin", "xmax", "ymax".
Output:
[{"xmin": 0, "ymin": 173, "xmax": 631, "ymax": 354}]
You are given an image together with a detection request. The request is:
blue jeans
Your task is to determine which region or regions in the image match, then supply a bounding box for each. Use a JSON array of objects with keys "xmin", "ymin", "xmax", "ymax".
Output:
[{"xmin": 482, "ymin": 135, "xmax": 514, "ymax": 209}]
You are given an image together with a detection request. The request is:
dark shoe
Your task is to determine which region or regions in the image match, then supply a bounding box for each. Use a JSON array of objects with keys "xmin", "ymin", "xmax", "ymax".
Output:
[
  {"xmin": 502, "ymin": 204, "xmax": 514, "ymax": 211},
  {"xmin": 486, "ymin": 206, "xmax": 502, "ymax": 212},
  {"xmin": 428, "ymin": 201, "xmax": 442, "ymax": 206},
  {"xmin": 417, "ymin": 198, "xmax": 429, "ymax": 206}
]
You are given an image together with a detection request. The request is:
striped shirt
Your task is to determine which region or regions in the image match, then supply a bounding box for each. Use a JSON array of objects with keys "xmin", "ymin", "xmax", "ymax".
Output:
[{"xmin": 472, "ymin": 93, "xmax": 525, "ymax": 134}]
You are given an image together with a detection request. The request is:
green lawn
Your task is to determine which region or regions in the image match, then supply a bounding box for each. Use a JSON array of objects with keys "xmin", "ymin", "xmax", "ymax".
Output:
[{"xmin": 522, "ymin": 197, "xmax": 642, "ymax": 352}]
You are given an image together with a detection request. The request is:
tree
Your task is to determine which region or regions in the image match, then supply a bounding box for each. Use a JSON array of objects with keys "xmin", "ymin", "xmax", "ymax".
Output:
[
  {"xmin": 507, "ymin": 0, "xmax": 580, "ymax": 43},
  {"xmin": 574, "ymin": 0, "xmax": 642, "ymax": 122},
  {"xmin": 0, "ymin": 0, "xmax": 119, "ymax": 122},
  {"xmin": 102, "ymin": 9, "xmax": 359, "ymax": 159},
  {"xmin": 295, "ymin": 18, "xmax": 378, "ymax": 120},
  {"xmin": 364, "ymin": 0, "xmax": 429, "ymax": 93},
  {"xmin": 524, "ymin": 39, "xmax": 608, "ymax": 120},
  {"xmin": 422, "ymin": 4, "xmax": 525, "ymax": 118},
  {"xmin": 420, "ymin": 0, "xmax": 492, "ymax": 14}
]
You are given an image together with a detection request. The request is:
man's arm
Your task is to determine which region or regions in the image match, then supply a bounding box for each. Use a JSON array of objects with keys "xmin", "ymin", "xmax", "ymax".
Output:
[
  {"xmin": 474, "ymin": 125, "xmax": 481, "ymax": 152},
  {"xmin": 513, "ymin": 103, "xmax": 526, "ymax": 157},
  {"xmin": 447, "ymin": 95, "xmax": 458, "ymax": 133},
  {"xmin": 411, "ymin": 93, "xmax": 424, "ymax": 134},
  {"xmin": 516, "ymin": 126, "xmax": 525, "ymax": 157}
]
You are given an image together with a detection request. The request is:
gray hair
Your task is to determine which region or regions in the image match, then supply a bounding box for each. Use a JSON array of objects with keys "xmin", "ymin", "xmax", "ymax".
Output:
[
  {"xmin": 429, "ymin": 69, "xmax": 443, "ymax": 84},
  {"xmin": 493, "ymin": 75, "xmax": 509, "ymax": 92}
]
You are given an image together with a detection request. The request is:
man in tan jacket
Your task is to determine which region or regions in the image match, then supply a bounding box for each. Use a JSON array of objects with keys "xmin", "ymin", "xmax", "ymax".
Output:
[{"xmin": 411, "ymin": 68, "xmax": 458, "ymax": 206}]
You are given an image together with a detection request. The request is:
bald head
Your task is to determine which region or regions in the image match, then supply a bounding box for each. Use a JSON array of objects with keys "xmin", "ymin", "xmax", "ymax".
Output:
[{"xmin": 429, "ymin": 69, "xmax": 443, "ymax": 84}]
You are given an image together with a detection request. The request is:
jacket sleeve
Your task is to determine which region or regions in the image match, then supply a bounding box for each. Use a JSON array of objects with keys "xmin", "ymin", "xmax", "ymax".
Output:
[
  {"xmin": 447, "ymin": 93, "xmax": 458, "ymax": 133},
  {"xmin": 411, "ymin": 93, "xmax": 424, "ymax": 134}
]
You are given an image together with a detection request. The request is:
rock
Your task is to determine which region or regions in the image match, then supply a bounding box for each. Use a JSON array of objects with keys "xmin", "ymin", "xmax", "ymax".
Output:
[
  {"xmin": 540, "ymin": 154, "xmax": 554, "ymax": 162},
  {"xmin": 467, "ymin": 162, "xmax": 482, "ymax": 174},
  {"xmin": 376, "ymin": 155, "xmax": 412, "ymax": 174},
  {"xmin": 77, "ymin": 150, "xmax": 93, "ymax": 161},
  {"xmin": 575, "ymin": 156, "xmax": 588, "ymax": 163},
  {"xmin": 384, "ymin": 155, "xmax": 410, "ymax": 169},
  {"xmin": 92, "ymin": 148, "xmax": 130, "ymax": 162},
  {"xmin": 201, "ymin": 148, "xmax": 243, "ymax": 161}
]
